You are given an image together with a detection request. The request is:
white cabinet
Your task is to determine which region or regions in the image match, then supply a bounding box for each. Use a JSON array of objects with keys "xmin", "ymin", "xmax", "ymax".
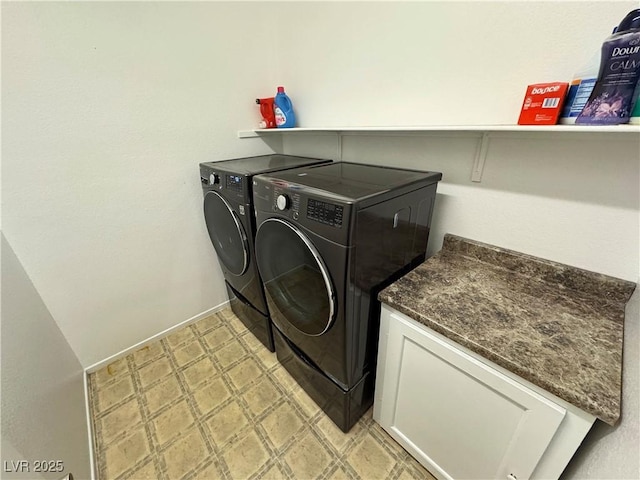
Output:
[{"xmin": 374, "ymin": 304, "xmax": 596, "ymax": 480}]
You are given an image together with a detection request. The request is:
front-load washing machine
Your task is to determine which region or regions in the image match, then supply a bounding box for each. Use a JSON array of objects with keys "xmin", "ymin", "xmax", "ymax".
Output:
[
  {"xmin": 252, "ymin": 162, "xmax": 442, "ymax": 430},
  {"xmin": 199, "ymin": 154, "xmax": 332, "ymax": 352}
]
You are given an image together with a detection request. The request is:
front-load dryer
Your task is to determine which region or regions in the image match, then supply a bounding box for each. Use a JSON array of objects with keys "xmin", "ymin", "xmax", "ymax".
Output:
[
  {"xmin": 199, "ymin": 154, "xmax": 332, "ymax": 352},
  {"xmin": 252, "ymin": 162, "xmax": 442, "ymax": 430}
]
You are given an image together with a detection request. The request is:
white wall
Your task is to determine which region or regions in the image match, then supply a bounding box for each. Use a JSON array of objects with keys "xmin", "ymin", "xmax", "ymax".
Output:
[
  {"xmin": 1, "ymin": 235, "xmax": 91, "ymax": 480},
  {"xmin": 266, "ymin": 1, "xmax": 640, "ymax": 282},
  {"xmin": 269, "ymin": 1, "xmax": 636, "ymax": 127},
  {"xmin": 2, "ymin": 2, "xmax": 277, "ymax": 367}
]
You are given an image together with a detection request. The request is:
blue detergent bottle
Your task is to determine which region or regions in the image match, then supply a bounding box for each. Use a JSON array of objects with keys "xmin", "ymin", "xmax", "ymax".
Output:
[{"xmin": 274, "ymin": 86, "xmax": 296, "ymax": 128}]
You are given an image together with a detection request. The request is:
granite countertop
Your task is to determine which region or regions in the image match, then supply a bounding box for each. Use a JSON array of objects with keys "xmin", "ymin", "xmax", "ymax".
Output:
[{"xmin": 378, "ymin": 234, "xmax": 636, "ymax": 425}]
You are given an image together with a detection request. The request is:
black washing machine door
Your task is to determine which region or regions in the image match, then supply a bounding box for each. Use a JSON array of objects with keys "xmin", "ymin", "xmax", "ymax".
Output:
[
  {"xmin": 255, "ymin": 218, "xmax": 336, "ymax": 336},
  {"xmin": 203, "ymin": 191, "xmax": 249, "ymax": 276}
]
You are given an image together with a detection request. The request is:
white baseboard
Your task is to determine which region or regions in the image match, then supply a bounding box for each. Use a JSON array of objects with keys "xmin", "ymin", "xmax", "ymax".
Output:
[
  {"xmin": 83, "ymin": 370, "xmax": 97, "ymax": 480},
  {"xmin": 83, "ymin": 301, "xmax": 229, "ymax": 374}
]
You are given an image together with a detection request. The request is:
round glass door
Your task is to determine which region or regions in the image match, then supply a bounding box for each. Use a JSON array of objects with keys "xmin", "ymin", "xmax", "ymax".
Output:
[
  {"xmin": 255, "ymin": 218, "xmax": 335, "ymax": 336},
  {"xmin": 203, "ymin": 191, "xmax": 249, "ymax": 276}
]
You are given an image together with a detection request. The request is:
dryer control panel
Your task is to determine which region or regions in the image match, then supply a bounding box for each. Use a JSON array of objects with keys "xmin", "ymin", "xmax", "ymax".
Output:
[
  {"xmin": 272, "ymin": 188, "xmax": 302, "ymax": 219},
  {"xmin": 271, "ymin": 189, "xmax": 344, "ymax": 228},
  {"xmin": 252, "ymin": 176, "xmax": 352, "ymax": 245},
  {"xmin": 307, "ymin": 199, "xmax": 343, "ymax": 228}
]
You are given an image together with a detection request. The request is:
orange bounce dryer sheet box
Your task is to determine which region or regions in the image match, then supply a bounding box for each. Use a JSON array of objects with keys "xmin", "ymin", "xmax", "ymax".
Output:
[{"xmin": 518, "ymin": 82, "xmax": 569, "ymax": 125}]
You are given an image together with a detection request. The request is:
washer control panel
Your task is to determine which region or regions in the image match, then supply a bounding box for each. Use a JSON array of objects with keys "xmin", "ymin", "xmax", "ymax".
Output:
[{"xmin": 225, "ymin": 174, "xmax": 243, "ymax": 193}]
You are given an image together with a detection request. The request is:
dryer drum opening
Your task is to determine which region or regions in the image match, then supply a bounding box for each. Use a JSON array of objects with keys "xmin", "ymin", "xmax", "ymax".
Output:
[
  {"xmin": 255, "ymin": 218, "xmax": 336, "ymax": 337},
  {"xmin": 203, "ymin": 191, "xmax": 249, "ymax": 276}
]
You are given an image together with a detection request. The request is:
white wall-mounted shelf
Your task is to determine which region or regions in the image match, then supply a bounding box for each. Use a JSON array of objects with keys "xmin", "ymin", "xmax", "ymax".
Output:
[
  {"xmin": 238, "ymin": 125, "xmax": 639, "ymax": 183},
  {"xmin": 238, "ymin": 124, "xmax": 640, "ymax": 138}
]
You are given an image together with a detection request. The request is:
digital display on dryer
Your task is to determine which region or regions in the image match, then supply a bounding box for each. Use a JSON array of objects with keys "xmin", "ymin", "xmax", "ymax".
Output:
[
  {"xmin": 226, "ymin": 175, "xmax": 243, "ymax": 192},
  {"xmin": 307, "ymin": 199, "xmax": 343, "ymax": 227}
]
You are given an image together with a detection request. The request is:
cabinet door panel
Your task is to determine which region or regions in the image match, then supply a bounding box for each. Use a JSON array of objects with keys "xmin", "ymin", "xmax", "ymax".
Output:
[{"xmin": 380, "ymin": 310, "xmax": 566, "ymax": 480}]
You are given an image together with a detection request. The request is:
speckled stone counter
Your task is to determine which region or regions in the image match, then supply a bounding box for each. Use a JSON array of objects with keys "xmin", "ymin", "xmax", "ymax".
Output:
[{"xmin": 378, "ymin": 234, "xmax": 636, "ymax": 425}]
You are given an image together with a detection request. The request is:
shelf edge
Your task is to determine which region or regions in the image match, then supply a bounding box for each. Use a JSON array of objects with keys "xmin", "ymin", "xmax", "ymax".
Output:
[{"xmin": 238, "ymin": 125, "xmax": 640, "ymax": 137}]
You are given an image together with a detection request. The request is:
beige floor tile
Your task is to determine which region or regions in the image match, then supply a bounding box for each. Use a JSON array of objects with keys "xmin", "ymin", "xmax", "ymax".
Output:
[
  {"xmin": 226, "ymin": 357, "xmax": 262, "ymax": 390},
  {"xmin": 254, "ymin": 346, "xmax": 279, "ymax": 369},
  {"xmin": 96, "ymin": 375, "xmax": 134, "ymax": 413},
  {"xmin": 258, "ymin": 462, "xmax": 287, "ymax": 479},
  {"xmin": 374, "ymin": 426, "xmax": 410, "ymax": 461},
  {"xmin": 92, "ymin": 357, "xmax": 129, "ymax": 387},
  {"xmin": 315, "ymin": 414, "xmax": 362, "ymax": 452},
  {"xmin": 192, "ymin": 315, "xmax": 220, "ymax": 335},
  {"xmin": 182, "ymin": 357, "xmax": 217, "ymax": 389},
  {"xmin": 162, "ymin": 428, "xmax": 208, "ymax": 480},
  {"xmin": 292, "ymin": 386, "xmax": 322, "ymax": 418},
  {"xmin": 103, "ymin": 429, "xmax": 150, "ymax": 479},
  {"xmin": 145, "ymin": 375, "xmax": 183, "ymax": 415},
  {"xmin": 347, "ymin": 432, "xmax": 396, "ymax": 480},
  {"xmin": 133, "ymin": 342, "xmax": 164, "ymax": 366},
  {"xmin": 192, "ymin": 377, "xmax": 231, "ymax": 415},
  {"xmin": 406, "ymin": 462, "xmax": 438, "ymax": 480},
  {"xmin": 99, "ymin": 398, "xmax": 143, "ymax": 446},
  {"xmin": 222, "ymin": 430, "xmax": 269, "ymax": 479},
  {"xmin": 240, "ymin": 330, "xmax": 264, "ymax": 351},
  {"xmin": 270, "ymin": 365, "xmax": 298, "ymax": 391},
  {"xmin": 327, "ymin": 465, "xmax": 351, "ymax": 480},
  {"xmin": 219, "ymin": 311, "xmax": 249, "ymax": 334},
  {"xmin": 214, "ymin": 340, "xmax": 248, "ymax": 368},
  {"xmin": 261, "ymin": 401, "xmax": 304, "ymax": 451},
  {"xmin": 90, "ymin": 308, "xmax": 437, "ymax": 480},
  {"xmin": 174, "ymin": 340, "xmax": 205, "ymax": 367},
  {"xmin": 244, "ymin": 377, "xmax": 281, "ymax": 418},
  {"xmin": 205, "ymin": 400, "xmax": 250, "ymax": 446},
  {"xmin": 192, "ymin": 461, "xmax": 224, "ymax": 480},
  {"xmin": 165, "ymin": 326, "xmax": 196, "ymax": 348},
  {"xmin": 126, "ymin": 459, "xmax": 159, "ymax": 480},
  {"xmin": 396, "ymin": 470, "xmax": 416, "ymax": 480},
  {"xmin": 152, "ymin": 400, "xmax": 194, "ymax": 446},
  {"xmin": 138, "ymin": 357, "xmax": 172, "ymax": 389},
  {"xmin": 283, "ymin": 431, "xmax": 332, "ymax": 479},
  {"xmin": 203, "ymin": 325, "xmax": 233, "ymax": 350}
]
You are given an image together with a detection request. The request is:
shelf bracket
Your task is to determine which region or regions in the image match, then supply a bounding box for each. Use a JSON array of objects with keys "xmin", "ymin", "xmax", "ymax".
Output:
[
  {"xmin": 237, "ymin": 130, "xmax": 260, "ymax": 138},
  {"xmin": 471, "ymin": 132, "xmax": 490, "ymax": 183}
]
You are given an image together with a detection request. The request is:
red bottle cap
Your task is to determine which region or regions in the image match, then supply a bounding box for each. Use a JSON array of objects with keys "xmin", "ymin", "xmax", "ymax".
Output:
[{"xmin": 277, "ymin": 86, "xmax": 285, "ymax": 93}]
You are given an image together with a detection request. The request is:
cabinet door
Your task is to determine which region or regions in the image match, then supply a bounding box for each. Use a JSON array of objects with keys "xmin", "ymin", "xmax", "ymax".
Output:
[{"xmin": 375, "ymin": 308, "xmax": 566, "ymax": 480}]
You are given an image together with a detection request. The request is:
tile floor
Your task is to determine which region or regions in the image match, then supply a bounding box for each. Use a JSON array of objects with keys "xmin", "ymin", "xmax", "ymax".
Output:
[{"xmin": 88, "ymin": 307, "xmax": 436, "ymax": 480}]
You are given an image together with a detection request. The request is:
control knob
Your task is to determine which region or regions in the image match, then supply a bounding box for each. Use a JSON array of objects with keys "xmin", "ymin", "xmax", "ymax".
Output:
[
  {"xmin": 276, "ymin": 194, "xmax": 290, "ymax": 211},
  {"xmin": 209, "ymin": 173, "xmax": 220, "ymax": 185}
]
